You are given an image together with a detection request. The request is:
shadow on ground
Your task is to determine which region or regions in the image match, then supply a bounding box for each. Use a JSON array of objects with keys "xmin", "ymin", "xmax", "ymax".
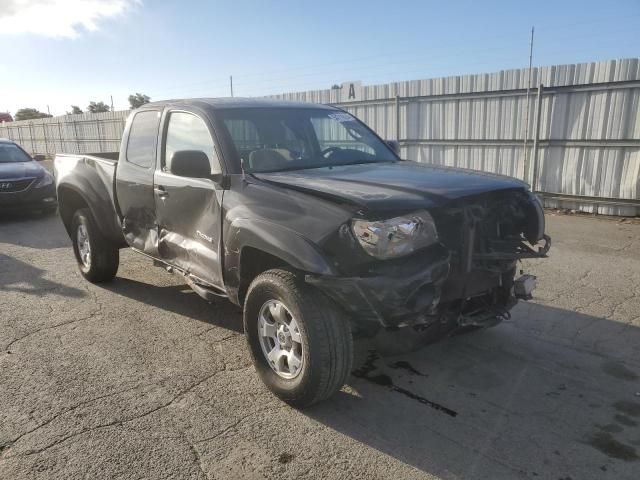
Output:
[
  {"xmin": 100, "ymin": 276, "xmax": 244, "ymax": 334},
  {"xmin": 82, "ymin": 272, "xmax": 640, "ymax": 477},
  {"xmin": 0, "ymin": 211, "xmax": 69, "ymax": 250},
  {"xmin": 0, "ymin": 254, "xmax": 85, "ymax": 298},
  {"xmin": 304, "ymin": 303, "xmax": 640, "ymax": 478}
]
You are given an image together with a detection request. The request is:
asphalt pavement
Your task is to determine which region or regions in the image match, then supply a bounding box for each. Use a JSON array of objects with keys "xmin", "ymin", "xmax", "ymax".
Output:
[{"xmin": 1, "ymin": 211, "xmax": 639, "ymax": 479}]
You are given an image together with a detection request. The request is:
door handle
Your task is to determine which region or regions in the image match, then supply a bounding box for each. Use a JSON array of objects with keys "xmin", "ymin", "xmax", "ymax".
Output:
[{"xmin": 154, "ymin": 185, "xmax": 169, "ymax": 198}]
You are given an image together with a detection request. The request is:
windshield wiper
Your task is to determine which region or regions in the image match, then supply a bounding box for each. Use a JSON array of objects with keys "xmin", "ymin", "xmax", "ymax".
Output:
[
  {"xmin": 251, "ymin": 159, "xmax": 396, "ymax": 174},
  {"xmin": 325, "ymin": 159, "xmax": 398, "ymax": 168},
  {"xmin": 252, "ymin": 163, "xmax": 330, "ymax": 174}
]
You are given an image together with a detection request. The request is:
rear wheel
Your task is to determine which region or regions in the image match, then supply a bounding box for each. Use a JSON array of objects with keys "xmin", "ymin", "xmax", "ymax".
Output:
[
  {"xmin": 244, "ymin": 269, "xmax": 353, "ymax": 408},
  {"xmin": 71, "ymin": 208, "xmax": 119, "ymax": 283}
]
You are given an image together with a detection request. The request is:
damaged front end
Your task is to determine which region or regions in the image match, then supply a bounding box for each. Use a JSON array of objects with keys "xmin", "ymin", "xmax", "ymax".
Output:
[
  {"xmin": 307, "ymin": 244, "xmax": 451, "ymax": 327},
  {"xmin": 307, "ymin": 189, "xmax": 550, "ymax": 335},
  {"xmin": 432, "ymin": 190, "xmax": 550, "ymax": 330}
]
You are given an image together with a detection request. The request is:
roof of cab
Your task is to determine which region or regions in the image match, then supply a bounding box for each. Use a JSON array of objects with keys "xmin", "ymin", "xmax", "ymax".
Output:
[{"xmin": 143, "ymin": 97, "xmax": 336, "ymax": 110}]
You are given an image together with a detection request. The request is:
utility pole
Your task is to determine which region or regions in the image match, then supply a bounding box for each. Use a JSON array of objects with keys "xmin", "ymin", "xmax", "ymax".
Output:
[
  {"xmin": 230, "ymin": 75, "xmax": 234, "ymax": 97},
  {"xmin": 531, "ymin": 83, "xmax": 544, "ymax": 192},
  {"xmin": 110, "ymin": 95, "xmax": 114, "ymax": 112},
  {"xmin": 47, "ymin": 105, "xmax": 51, "ymax": 115},
  {"xmin": 523, "ymin": 26, "xmax": 535, "ymax": 180}
]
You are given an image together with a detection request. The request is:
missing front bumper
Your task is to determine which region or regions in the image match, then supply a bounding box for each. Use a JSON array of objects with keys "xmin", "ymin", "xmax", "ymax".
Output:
[
  {"xmin": 306, "ymin": 246, "xmax": 451, "ymax": 327},
  {"xmin": 307, "ymin": 231, "xmax": 549, "ymax": 328}
]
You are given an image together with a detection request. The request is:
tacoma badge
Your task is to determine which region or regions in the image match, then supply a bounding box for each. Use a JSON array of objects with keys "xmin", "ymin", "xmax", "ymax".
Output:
[{"xmin": 196, "ymin": 230, "xmax": 213, "ymax": 243}]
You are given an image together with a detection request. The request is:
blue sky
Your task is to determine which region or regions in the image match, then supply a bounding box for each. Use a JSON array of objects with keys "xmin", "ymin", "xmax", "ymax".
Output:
[{"xmin": 1, "ymin": 0, "xmax": 638, "ymax": 116}]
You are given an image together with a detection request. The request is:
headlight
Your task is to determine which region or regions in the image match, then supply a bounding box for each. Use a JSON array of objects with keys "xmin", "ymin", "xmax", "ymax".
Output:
[
  {"xmin": 34, "ymin": 173, "xmax": 53, "ymax": 188},
  {"xmin": 351, "ymin": 210, "xmax": 438, "ymax": 259}
]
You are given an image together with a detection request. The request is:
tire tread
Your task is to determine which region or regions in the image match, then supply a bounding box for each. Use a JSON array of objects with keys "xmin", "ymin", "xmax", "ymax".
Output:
[
  {"xmin": 244, "ymin": 268, "xmax": 353, "ymax": 407},
  {"xmin": 72, "ymin": 208, "xmax": 119, "ymax": 283}
]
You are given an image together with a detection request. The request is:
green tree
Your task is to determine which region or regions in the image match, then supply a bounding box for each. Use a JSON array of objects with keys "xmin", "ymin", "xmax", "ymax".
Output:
[
  {"xmin": 87, "ymin": 101, "xmax": 110, "ymax": 113},
  {"xmin": 14, "ymin": 108, "xmax": 52, "ymax": 121},
  {"xmin": 128, "ymin": 93, "xmax": 151, "ymax": 109},
  {"xmin": 68, "ymin": 105, "xmax": 83, "ymax": 115}
]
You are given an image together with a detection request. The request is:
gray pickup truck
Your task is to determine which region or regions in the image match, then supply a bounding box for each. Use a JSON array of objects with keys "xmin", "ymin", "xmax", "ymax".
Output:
[{"xmin": 54, "ymin": 98, "xmax": 550, "ymax": 407}]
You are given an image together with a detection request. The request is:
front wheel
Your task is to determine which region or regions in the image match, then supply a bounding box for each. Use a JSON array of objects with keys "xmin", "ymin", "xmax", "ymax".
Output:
[
  {"xmin": 244, "ymin": 269, "xmax": 353, "ymax": 408},
  {"xmin": 71, "ymin": 208, "xmax": 119, "ymax": 283}
]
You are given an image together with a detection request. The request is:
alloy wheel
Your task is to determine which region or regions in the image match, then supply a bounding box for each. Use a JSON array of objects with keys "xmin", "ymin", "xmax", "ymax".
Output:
[{"xmin": 257, "ymin": 299, "xmax": 304, "ymax": 379}]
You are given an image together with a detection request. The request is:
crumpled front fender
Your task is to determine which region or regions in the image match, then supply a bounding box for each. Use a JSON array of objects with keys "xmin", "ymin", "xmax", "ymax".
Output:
[{"xmin": 224, "ymin": 217, "xmax": 338, "ymax": 303}]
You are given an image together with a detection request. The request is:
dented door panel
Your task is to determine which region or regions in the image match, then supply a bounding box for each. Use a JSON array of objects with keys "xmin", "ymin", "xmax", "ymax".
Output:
[
  {"xmin": 154, "ymin": 170, "xmax": 224, "ymax": 288},
  {"xmin": 115, "ymin": 109, "xmax": 162, "ymax": 256},
  {"xmin": 116, "ymin": 164, "xmax": 159, "ymax": 256}
]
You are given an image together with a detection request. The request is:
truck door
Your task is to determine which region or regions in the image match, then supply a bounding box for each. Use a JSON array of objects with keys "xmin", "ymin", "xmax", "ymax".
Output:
[
  {"xmin": 115, "ymin": 109, "xmax": 162, "ymax": 256},
  {"xmin": 153, "ymin": 110, "xmax": 224, "ymax": 289}
]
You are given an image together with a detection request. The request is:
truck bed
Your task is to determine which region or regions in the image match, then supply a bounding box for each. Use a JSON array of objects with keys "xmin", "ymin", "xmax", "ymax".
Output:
[
  {"xmin": 56, "ymin": 151, "xmax": 119, "ymax": 162},
  {"xmin": 89, "ymin": 151, "xmax": 120, "ymax": 161},
  {"xmin": 54, "ymin": 152, "xmax": 125, "ymax": 247}
]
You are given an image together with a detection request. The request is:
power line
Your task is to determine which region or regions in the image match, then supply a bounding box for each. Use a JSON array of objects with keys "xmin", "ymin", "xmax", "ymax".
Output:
[
  {"xmin": 149, "ymin": 44, "xmax": 527, "ymax": 98},
  {"xmin": 146, "ymin": 14, "xmax": 639, "ymax": 97},
  {"xmin": 148, "ymin": 30, "xmax": 545, "ymax": 95},
  {"xmin": 149, "ymin": 29, "xmax": 638, "ymax": 100}
]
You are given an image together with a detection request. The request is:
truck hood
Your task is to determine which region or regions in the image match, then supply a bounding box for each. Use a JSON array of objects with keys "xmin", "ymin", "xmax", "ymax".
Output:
[
  {"xmin": 0, "ymin": 161, "xmax": 45, "ymax": 180},
  {"xmin": 255, "ymin": 161, "xmax": 528, "ymax": 212}
]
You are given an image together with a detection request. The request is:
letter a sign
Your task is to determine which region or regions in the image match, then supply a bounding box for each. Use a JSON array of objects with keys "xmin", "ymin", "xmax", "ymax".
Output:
[
  {"xmin": 348, "ymin": 83, "xmax": 356, "ymax": 99},
  {"xmin": 340, "ymin": 81, "xmax": 362, "ymax": 102}
]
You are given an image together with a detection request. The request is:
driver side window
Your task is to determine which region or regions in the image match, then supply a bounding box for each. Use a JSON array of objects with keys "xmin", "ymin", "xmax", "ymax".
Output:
[{"xmin": 165, "ymin": 112, "xmax": 221, "ymax": 174}]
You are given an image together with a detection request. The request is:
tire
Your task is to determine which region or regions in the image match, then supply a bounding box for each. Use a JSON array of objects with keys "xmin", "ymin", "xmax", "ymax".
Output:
[
  {"xmin": 244, "ymin": 269, "xmax": 353, "ymax": 408},
  {"xmin": 71, "ymin": 208, "xmax": 119, "ymax": 283}
]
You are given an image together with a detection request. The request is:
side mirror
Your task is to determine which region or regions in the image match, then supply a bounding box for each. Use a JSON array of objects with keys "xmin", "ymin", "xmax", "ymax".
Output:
[
  {"xmin": 170, "ymin": 150, "xmax": 211, "ymax": 179},
  {"xmin": 33, "ymin": 154, "xmax": 46, "ymax": 162},
  {"xmin": 386, "ymin": 140, "xmax": 400, "ymax": 155}
]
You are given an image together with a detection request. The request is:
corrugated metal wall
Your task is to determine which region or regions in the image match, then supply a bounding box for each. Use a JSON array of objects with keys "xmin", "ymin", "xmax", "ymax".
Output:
[
  {"xmin": 0, "ymin": 110, "xmax": 127, "ymax": 155},
  {"xmin": 1, "ymin": 59, "xmax": 638, "ymax": 215},
  {"xmin": 269, "ymin": 59, "xmax": 640, "ymax": 216}
]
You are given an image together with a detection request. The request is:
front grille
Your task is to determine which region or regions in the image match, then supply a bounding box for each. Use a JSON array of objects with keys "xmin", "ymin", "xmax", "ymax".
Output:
[{"xmin": 0, "ymin": 178, "xmax": 35, "ymax": 193}]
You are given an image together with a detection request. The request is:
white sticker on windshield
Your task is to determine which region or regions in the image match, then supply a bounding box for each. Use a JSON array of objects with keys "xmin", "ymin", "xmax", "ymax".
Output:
[{"xmin": 328, "ymin": 112, "xmax": 355, "ymax": 123}]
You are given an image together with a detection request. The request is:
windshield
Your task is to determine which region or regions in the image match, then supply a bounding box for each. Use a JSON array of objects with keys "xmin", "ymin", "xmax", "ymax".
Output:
[
  {"xmin": 218, "ymin": 107, "xmax": 398, "ymax": 173},
  {"xmin": 0, "ymin": 143, "xmax": 32, "ymax": 163}
]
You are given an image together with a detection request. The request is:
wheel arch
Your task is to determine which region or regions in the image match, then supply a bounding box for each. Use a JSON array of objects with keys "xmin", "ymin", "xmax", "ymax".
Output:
[
  {"xmin": 57, "ymin": 183, "xmax": 126, "ymax": 247},
  {"xmin": 237, "ymin": 247, "xmax": 291, "ymax": 305},
  {"xmin": 57, "ymin": 185, "xmax": 90, "ymax": 236},
  {"xmin": 225, "ymin": 218, "xmax": 337, "ymax": 306}
]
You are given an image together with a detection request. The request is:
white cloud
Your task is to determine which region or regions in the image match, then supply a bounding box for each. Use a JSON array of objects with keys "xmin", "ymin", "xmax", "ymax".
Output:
[{"xmin": 0, "ymin": 0, "xmax": 140, "ymax": 38}]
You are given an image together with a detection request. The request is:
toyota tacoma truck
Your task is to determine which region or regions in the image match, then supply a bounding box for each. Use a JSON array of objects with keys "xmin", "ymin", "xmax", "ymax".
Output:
[{"xmin": 54, "ymin": 98, "xmax": 550, "ymax": 407}]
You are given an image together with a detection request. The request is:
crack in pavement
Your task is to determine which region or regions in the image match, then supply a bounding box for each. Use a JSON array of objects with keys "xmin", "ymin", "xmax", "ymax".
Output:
[
  {"xmin": 184, "ymin": 433, "xmax": 209, "ymax": 480},
  {"xmin": 193, "ymin": 405, "xmax": 288, "ymax": 446},
  {"xmin": 3, "ymin": 293, "xmax": 104, "ymax": 351},
  {"xmin": 1, "ymin": 370, "xmax": 225, "ymax": 460},
  {"xmin": 2, "ymin": 379, "xmax": 170, "ymax": 452}
]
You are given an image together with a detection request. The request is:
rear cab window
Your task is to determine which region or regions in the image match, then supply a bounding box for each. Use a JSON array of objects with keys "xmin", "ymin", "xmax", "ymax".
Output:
[{"xmin": 126, "ymin": 110, "xmax": 161, "ymax": 168}]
